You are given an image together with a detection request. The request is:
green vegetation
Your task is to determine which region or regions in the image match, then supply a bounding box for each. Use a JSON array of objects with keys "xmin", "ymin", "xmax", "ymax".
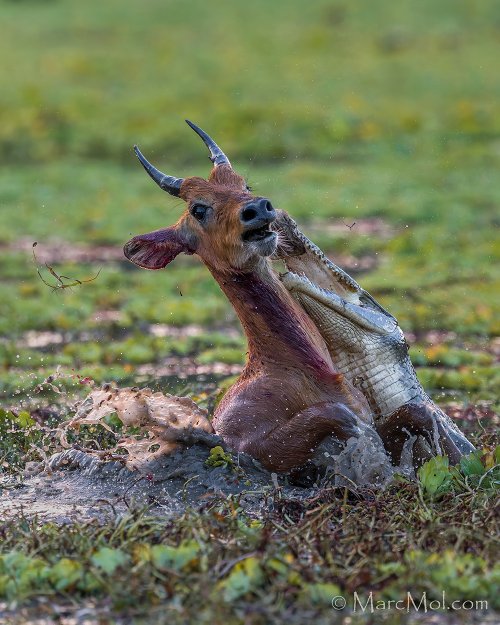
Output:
[
  {"xmin": 0, "ymin": 0, "xmax": 498, "ymax": 621},
  {"xmin": 0, "ymin": 468, "xmax": 498, "ymax": 621}
]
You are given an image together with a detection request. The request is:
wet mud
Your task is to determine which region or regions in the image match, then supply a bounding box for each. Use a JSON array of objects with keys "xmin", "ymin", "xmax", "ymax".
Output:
[
  {"xmin": 0, "ymin": 433, "xmax": 413, "ymax": 524},
  {"xmin": 0, "ymin": 385, "xmax": 415, "ymax": 523}
]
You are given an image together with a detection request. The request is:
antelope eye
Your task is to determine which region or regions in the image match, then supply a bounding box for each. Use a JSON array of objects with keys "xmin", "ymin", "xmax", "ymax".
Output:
[{"xmin": 191, "ymin": 204, "xmax": 208, "ymax": 221}]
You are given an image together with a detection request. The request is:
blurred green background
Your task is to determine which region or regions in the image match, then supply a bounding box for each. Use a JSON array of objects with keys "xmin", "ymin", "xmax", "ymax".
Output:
[{"xmin": 0, "ymin": 0, "xmax": 499, "ymax": 409}]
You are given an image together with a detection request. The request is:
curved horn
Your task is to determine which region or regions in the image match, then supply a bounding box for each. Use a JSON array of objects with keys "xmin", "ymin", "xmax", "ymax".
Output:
[
  {"xmin": 185, "ymin": 119, "xmax": 231, "ymax": 167},
  {"xmin": 133, "ymin": 146, "xmax": 184, "ymax": 197}
]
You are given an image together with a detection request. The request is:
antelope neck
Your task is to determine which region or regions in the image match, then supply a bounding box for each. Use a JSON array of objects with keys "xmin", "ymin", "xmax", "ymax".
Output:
[{"xmin": 208, "ymin": 263, "xmax": 334, "ymax": 373}]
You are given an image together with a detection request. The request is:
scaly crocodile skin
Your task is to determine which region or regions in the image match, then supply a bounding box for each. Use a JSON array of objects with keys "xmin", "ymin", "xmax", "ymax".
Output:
[
  {"xmin": 273, "ymin": 212, "xmax": 474, "ymax": 455},
  {"xmin": 282, "ymin": 274, "xmax": 424, "ymax": 418}
]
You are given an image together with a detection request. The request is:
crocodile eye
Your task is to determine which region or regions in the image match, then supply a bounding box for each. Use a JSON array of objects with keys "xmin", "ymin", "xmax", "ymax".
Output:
[{"xmin": 191, "ymin": 204, "xmax": 208, "ymax": 221}]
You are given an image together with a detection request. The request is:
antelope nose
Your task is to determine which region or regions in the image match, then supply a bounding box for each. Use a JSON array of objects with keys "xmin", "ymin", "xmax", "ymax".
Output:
[{"xmin": 240, "ymin": 198, "xmax": 276, "ymax": 226}]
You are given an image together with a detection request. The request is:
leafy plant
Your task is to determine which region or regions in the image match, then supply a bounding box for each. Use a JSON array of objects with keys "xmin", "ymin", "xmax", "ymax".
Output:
[
  {"xmin": 418, "ymin": 448, "xmax": 500, "ymax": 497},
  {"xmin": 205, "ymin": 445, "xmax": 234, "ymax": 469},
  {"xmin": 218, "ymin": 557, "xmax": 265, "ymax": 602}
]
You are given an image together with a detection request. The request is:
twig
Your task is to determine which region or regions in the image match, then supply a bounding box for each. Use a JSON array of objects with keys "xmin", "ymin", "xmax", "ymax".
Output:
[{"xmin": 32, "ymin": 242, "xmax": 101, "ymax": 291}]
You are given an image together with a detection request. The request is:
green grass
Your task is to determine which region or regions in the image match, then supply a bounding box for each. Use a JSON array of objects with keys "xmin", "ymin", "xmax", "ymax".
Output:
[
  {"xmin": 0, "ymin": 0, "xmax": 499, "ymax": 620},
  {"xmin": 0, "ymin": 472, "xmax": 498, "ymax": 622},
  {"xmin": 1, "ymin": 0, "xmax": 500, "ymax": 163}
]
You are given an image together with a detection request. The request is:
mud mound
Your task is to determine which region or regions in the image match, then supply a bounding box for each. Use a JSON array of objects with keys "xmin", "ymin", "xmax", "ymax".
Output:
[
  {"xmin": 1, "ymin": 444, "xmax": 277, "ymax": 523},
  {"xmin": 1, "ymin": 432, "xmax": 406, "ymax": 524},
  {"xmin": 0, "ymin": 385, "xmax": 415, "ymax": 523}
]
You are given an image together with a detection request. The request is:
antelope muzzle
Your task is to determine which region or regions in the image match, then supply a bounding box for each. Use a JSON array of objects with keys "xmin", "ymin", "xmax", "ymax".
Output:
[{"xmin": 241, "ymin": 198, "xmax": 277, "ymax": 243}]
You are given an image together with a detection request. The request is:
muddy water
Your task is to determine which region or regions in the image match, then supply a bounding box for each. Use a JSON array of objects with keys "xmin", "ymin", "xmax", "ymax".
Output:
[
  {"xmin": 1, "ymin": 444, "xmax": 308, "ymax": 523},
  {"xmin": 1, "ymin": 380, "xmax": 419, "ymax": 523},
  {"xmin": 2, "ymin": 449, "xmax": 240, "ymax": 520},
  {"xmin": 0, "ymin": 432, "xmax": 412, "ymax": 525}
]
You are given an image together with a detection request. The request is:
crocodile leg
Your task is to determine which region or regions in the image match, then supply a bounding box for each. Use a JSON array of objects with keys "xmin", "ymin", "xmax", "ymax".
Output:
[{"xmin": 376, "ymin": 402, "xmax": 464, "ymax": 466}]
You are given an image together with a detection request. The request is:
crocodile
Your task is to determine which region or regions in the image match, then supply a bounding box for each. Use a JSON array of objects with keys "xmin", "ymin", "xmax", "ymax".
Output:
[{"xmin": 273, "ymin": 210, "xmax": 475, "ymax": 466}]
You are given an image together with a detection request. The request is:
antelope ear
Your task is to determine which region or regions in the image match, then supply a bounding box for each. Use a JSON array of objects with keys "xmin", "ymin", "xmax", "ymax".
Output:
[{"xmin": 123, "ymin": 226, "xmax": 192, "ymax": 270}]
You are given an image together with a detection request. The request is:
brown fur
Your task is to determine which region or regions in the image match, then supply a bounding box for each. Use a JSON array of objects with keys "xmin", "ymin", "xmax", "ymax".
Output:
[{"xmin": 125, "ymin": 162, "xmax": 371, "ymax": 472}]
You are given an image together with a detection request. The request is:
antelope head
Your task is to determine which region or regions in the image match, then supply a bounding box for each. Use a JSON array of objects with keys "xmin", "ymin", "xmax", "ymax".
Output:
[{"xmin": 124, "ymin": 121, "xmax": 278, "ymax": 274}]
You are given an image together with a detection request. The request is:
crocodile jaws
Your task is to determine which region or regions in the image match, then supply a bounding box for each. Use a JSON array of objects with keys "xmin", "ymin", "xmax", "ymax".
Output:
[
  {"xmin": 282, "ymin": 272, "xmax": 424, "ymax": 419},
  {"xmin": 273, "ymin": 211, "xmax": 475, "ymax": 459}
]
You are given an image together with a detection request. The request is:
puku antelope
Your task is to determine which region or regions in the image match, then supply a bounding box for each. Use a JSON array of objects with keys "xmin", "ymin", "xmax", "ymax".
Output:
[{"xmin": 124, "ymin": 121, "xmax": 469, "ymax": 472}]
